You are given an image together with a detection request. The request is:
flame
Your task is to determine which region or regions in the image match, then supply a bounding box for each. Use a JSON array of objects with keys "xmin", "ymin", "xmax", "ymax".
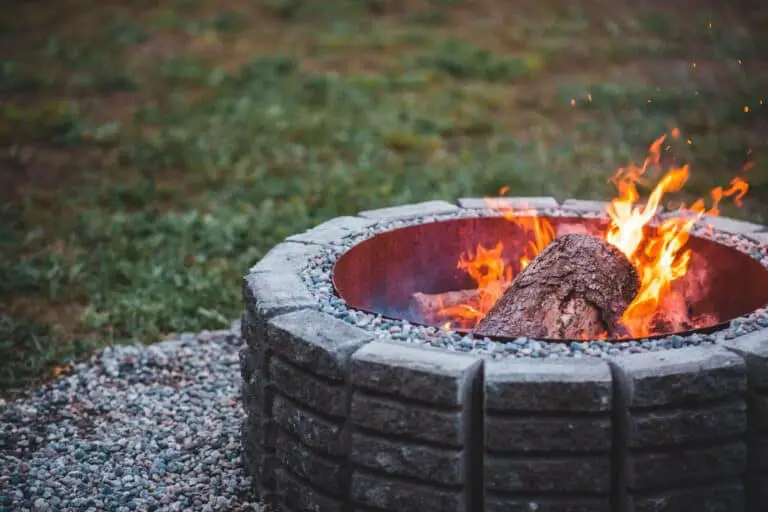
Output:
[
  {"xmin": 436, "ymin": 242, "xmax": 512, "ymax": 329},
  {"xmin": 606, "ymin": 135, "xmax": 750, "ymax": 337},
  {"xmin": 430, "ymin": 131, "xmax": 750, "ymax": 339},
  {"xmin": 435, "ymin": 195, "xmax": 555, "ymax": 329},
  {"xmin": 486, "ymin": 197, "xmax": 556, "ymax": 271}
]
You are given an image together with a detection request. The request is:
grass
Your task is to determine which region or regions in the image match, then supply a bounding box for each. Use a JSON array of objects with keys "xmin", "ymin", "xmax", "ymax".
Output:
[{"xmin": 1, "ymin": 0, "xmax": 767, "ymax": 391}]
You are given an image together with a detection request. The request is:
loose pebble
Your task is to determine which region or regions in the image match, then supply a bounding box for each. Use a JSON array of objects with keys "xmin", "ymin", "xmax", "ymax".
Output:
[{"xmin": 1, "ymin": 321, "xmax": 262, "ymax": 512}]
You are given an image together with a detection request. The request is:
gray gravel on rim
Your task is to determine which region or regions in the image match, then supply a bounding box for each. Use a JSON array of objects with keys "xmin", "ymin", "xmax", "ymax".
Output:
[{"xmin": 0, "ymin": 322, "xmax": 262, "ymax": 512}]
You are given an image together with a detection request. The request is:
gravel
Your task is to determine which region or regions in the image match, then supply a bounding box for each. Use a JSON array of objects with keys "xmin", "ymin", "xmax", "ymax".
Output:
[
  {"xmin": 300, "ymin": 208, "xmax": 768, "ymax": 359},
  {"xmin": 0, "ymin": 322, "xmax": 263, "ymax": 512}
]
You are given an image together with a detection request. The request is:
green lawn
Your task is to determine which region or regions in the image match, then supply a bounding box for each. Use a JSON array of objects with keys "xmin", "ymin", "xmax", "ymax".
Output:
[{"xmin": 2, "ymin": 0, "xmax": 767, "ymax": 390}]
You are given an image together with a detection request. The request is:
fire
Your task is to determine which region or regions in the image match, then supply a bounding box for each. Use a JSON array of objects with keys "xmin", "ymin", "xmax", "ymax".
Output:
[
  {"xmin": 435, "ymin": 242, "xmax": 512, "ymax": 328},
  {"xmin": 434, "ymin": 201, "xmax": 555, "ymax": 330},
  {"xmin": 605, "ymin": 131, "xmax": 750, "ymax": 336},
  {"xmin": 432, "ymin": 131, "xmax": 750, "ymax": 338}
]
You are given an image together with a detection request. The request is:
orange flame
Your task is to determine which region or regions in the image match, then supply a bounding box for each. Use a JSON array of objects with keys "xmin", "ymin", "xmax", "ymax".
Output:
[
  {"xmin": 432, "ymin": 131, "xmax": 750, "ymax": 339},
  {"xmin": 435, "ymin": 195, "xmax": 555, "ymax": 329},
  {"xmin": 606, "ymin": 136, "xmax": 750, "ymax": 337},
  {"xmin": 436, "ymin": 242, "xmax": 512, "ymax": 328}
]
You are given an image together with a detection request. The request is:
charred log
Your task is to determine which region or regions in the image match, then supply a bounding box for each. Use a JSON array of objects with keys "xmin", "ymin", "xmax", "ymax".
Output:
[{"xmin": 473, "ymin": 233, "xmax": 639, "ymax": 339}]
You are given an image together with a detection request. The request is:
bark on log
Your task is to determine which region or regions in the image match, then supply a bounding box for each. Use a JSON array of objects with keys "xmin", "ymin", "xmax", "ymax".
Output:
[
  {"xmin": 472, "ymin": 233, "xmax": 639, "ymax": 340},
  {"xmin": 410, "ymin": 289, "xmax": 480, "ymax": 322}
]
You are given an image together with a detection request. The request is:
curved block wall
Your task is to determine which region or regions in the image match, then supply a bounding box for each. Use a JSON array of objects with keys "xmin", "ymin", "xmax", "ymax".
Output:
[{"xmin": 241, "ymin": 199, "xmax": 768, "ymax": 512}]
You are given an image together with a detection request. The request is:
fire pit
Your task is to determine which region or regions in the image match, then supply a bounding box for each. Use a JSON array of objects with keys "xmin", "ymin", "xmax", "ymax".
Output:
[
  {"xmin": 241, "ymin": 199, "xmax": 768, "ymax": 512},
  {"xmin": 240, "ymin": 135, "xmax": 768, "ymax": 512}
]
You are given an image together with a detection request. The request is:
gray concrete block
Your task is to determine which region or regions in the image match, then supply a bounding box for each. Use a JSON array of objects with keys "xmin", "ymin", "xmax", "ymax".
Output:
[
  {"xmin": 351, "ymin": 341, "xmax": 482, "ymax": 407},
  {"xmin": 276, "ymin": 469, "xmax": 344, "ymax": 512},
  {"xmin": 242, "ymin": 374, "xmax": 265, "ymax": 418},
  {"xmin": 350, "ymin": 470, "xmax": 466, "ymax": 511},
  {"xmin": 286, "ymin": 216, "xmax": 377, "ymax": 245},
  {"xmin": 699, "ymin": 214, "xmax": 766, "ymax": 235},
  {"xmin": 627, "ymin": 442, "xmax": 746, "ymax": 491},
  {"xmin": 270, "ymin": 357, "xmax": 347, "ymax": 418},
  {"xmin": 747, "ymin": 474, "xmax": 768, "ymax": 512},
  {"xmin": 627, "ymin": 400, "xmax": 747, "ymax": 448},
  {"xmin": 350, "ymin": 432, "xmax": 464, "ymax": 486},
  {"xmin": 722, "ymin": 330, "xmax": 768, "ymax": 390},
  {"xmin": 485, "ymin": 454, "xmax": 611, "ymax": 493},
  {"xmin": 275, "ymin": 429, "xmax": 346, "ymax": 495},
  {"xmin": 485, "ymin": 358, "xmax": 613, "ymax": 412},
  {"xmin": 241, "ymin": 310, "xmax": 267, "ymax": 355},
  {"xmin": 752, "ymin": 436, "xmax": 768, "ymax": 470},
  {"xmin": 561, "ymin": 199, "xmax": 608, "ymax": 212},
  {"xmin": 350, "ymin": 392, "xmax": 465, "ymax": 447},
  {"xmin": 755, "ymin": 394, "xmax": 768, "ymax": 430},
  {"xmin": 750, "ymin": 230, "xmax": 768, "ymax": 245},
  {"xmin": 267, "ymin": 309, "xmax": 373, "ymax": 381},
  {"xmin": 272, "ymin": 394, "xmax": 345, "ymax": 456},
  {"xmin": 242, "ymin": 405, "xmax": 274, "ymax": 450},
  {"xmin": 239, "ymin": 345, "xmax": 260, "ymax": 384},
  {"xmin": 613, "ymin": 346, "xmax": 747, "ymax": 408},
  {"xmin": 632, "ymin": 483, "xmax": 744, "ymax": 512},
  {"xmin": 248, "ymin": 241, "xmax": 323, "ymax": 274},
  {"xmin": 242, "ymin": 271, "xmax": 318, "ymax": 356},
  {"xmin": 243, "ymin": 272, "xmax": 318, "ymax": 320},
  {"xmin": 722, "ymin": 330, "xmax": 768, "ymax": 512},
  {"xmin": 458, "ymin": 196, "xmax": 559, "ymax": 210},
  {"xmin": 485, "ymin": 415, "xmax": 612, "ymax": 453},
  {"xmin": 486, "ymin": 497, "xmax": 610, "ymax": 512},
  {"xmin": 241, "ymin": 418, "xmax": 261, "ymax": 474},
  {"xmin": 358, "ymin": 200, "xmax": 460, "ymax": 220},
  {"xmin": 241, "ymin": 420, "xmax": 277, "ymax": 492}
]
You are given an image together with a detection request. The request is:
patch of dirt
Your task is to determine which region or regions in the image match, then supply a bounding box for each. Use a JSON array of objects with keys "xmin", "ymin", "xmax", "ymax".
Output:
[
  {"xmin": 0, "ymin": 147, "xmax": 93, "ymax": 205},
  {"xmin": 5, "ymin": 299, "xmax": 85, "ymax": 336},
  {"xmin": 130, "ymin": 31, "xmax": 189, "ymax": 62}
]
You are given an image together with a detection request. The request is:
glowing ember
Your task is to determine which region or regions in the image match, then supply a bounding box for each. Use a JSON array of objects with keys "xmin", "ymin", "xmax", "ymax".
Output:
[{"xmin": 433, "ymin": 131, "xmax": 751, "ymax": 338}]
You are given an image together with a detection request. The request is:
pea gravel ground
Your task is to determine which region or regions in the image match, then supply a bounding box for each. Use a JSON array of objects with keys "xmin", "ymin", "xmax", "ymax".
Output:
[{"xmin": 0, "ymin": 321, "xmax": 264, "ymax": 512}]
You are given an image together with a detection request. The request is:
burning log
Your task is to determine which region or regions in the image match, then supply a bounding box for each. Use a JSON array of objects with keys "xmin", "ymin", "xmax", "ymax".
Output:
[
  {"xmin": 473, "ymin": 233, "xmax": 639, "ymax": 340},
  {"xmin": 409, "ymin": 289, "xmax": 480, "ymax": 323}
]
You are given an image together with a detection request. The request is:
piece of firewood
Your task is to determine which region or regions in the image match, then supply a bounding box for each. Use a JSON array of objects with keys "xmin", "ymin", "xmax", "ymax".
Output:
[
  {"xmin": 472, "ymin": 233, "xmax": 639, "ymax": 340},
  {"xmin": 410, "ymin": 289, "xmax": 480, "ymax": 322}
]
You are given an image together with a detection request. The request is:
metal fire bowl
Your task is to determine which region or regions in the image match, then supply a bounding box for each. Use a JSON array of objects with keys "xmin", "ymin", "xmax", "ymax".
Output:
[{"xmin": 332, "ymin": 216, "xmax": 768, "ymax": 342}]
